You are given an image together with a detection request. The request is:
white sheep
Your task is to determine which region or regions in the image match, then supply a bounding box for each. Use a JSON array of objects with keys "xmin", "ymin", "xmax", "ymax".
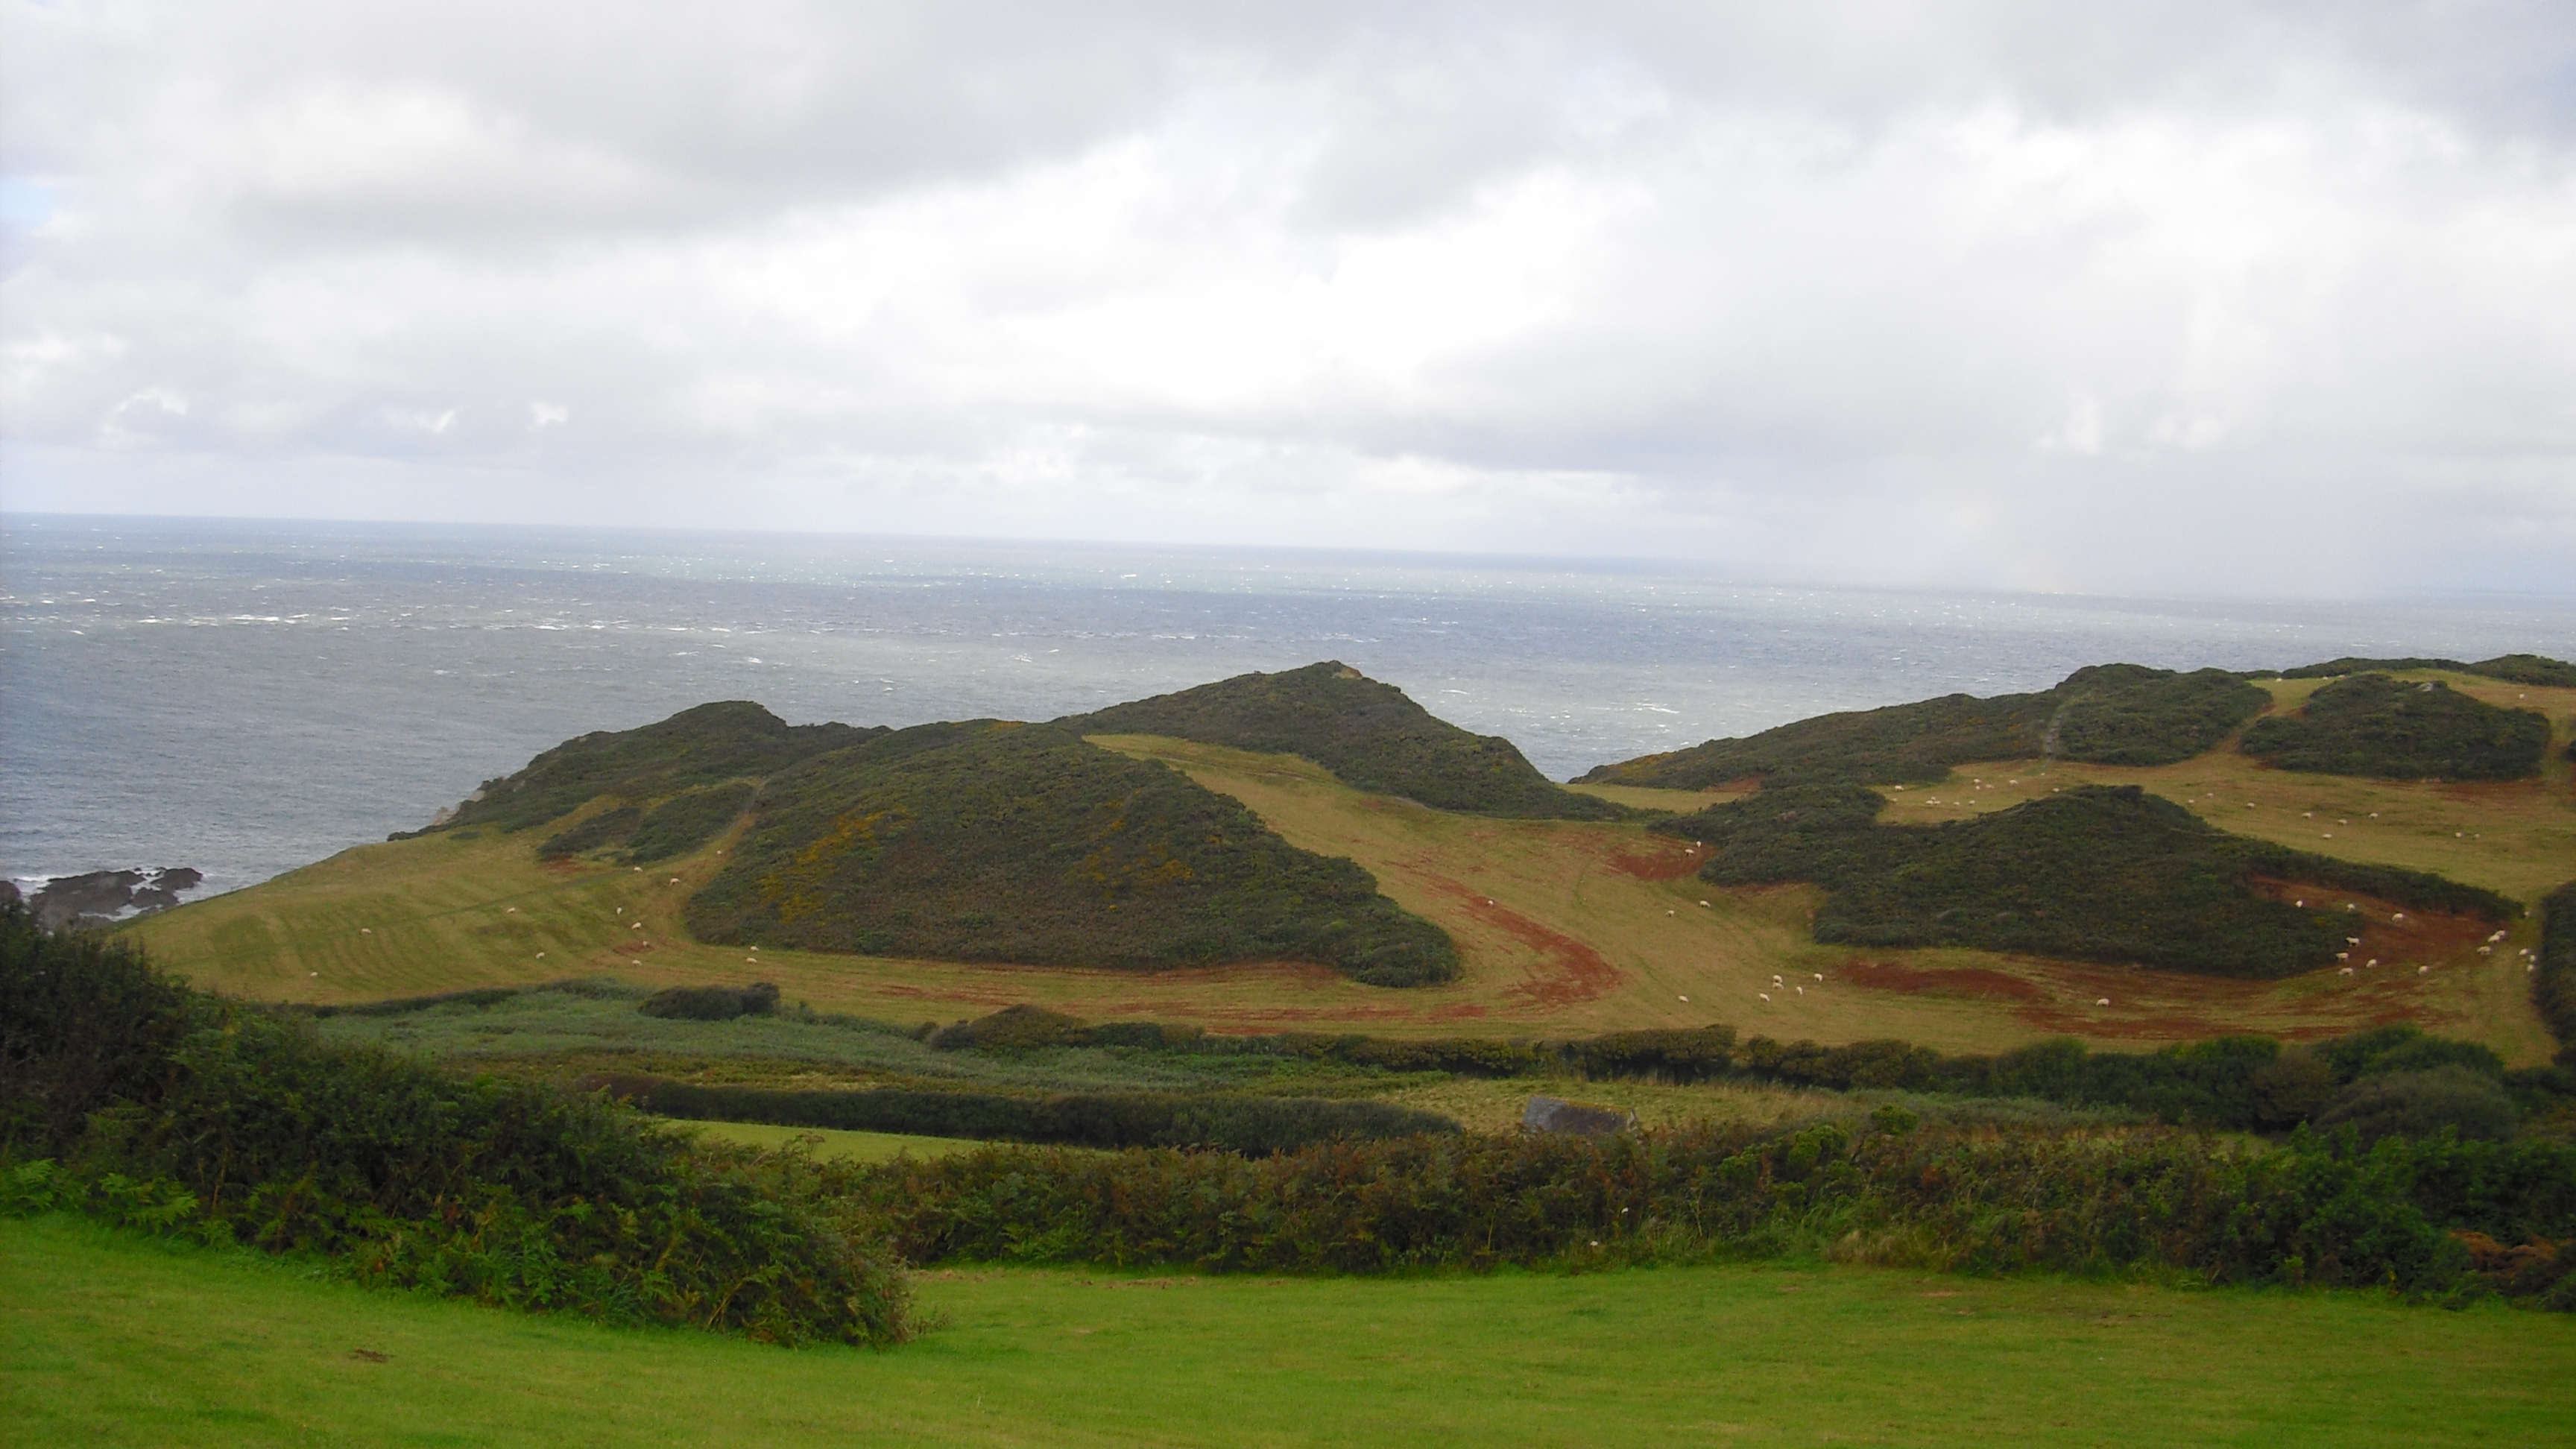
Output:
[
  {"xmin": 1758, "ymin": 992, "xmax": 1771, "ymax": 1002},
  {"xmin": 2096, "ymin": 997, "xmax": 2112, "ymax": 1006}
]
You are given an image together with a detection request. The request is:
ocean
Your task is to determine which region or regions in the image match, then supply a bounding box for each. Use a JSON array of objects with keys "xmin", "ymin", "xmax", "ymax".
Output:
[{"xmin": 6, "ymin": 513, "xmax": 2572, "ymax": 901}]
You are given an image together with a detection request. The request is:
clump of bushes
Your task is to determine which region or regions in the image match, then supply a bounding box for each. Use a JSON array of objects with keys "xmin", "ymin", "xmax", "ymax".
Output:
[
  {"xmin": 2240, "ymin": 674, "xmax": 2551, "ymax": 781},
  {"xmin": 1647, "ymin": 784, "xmax": 2510, "ymax": 977},
  {"xmin": 688, "ymin": 722, "xmax": 1458, "ymax": 986},
  {"xmin": 1065, "ymin": 660, "xmax": 1623, "ymax": 819},
  {"xmin": 0, "ymin": 900, "xmax": 912, "ymax": 1345},
  {"xmin": 587, "ymin": 1074, "xmax": 1458, "ymax": 1155},
  {"xmin": 406, "ymin": 701, "xmax": 874, "ymax": 839},
  {"xmin": 639, "ymin": 980, "xmax": 780, "ymax": 1021},
  {"xmin": 856, "ymin": 1119, "xmax": 2576, "ymax": 1307},
  {"xmin": 1582, "ymin": 663, "xmax": 2267, "ymax": 789},
  {"xmin": 544, "ymin": 782, "xmax": 760, "ymax": 863},
  {"xmin": 2540, "ymin": 883, "xmax": 2576, "ymax": 1067}
]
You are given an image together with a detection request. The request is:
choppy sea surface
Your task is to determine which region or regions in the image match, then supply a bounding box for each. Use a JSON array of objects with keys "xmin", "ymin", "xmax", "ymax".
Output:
[{"xmin": 6, "ymin": 514, "xmax": 2572, "ymax": 900}]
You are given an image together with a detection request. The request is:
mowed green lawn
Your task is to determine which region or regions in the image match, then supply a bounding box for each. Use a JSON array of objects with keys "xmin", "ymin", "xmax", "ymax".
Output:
[{"xmin": 7, "ymin": 1216, "xmax": 2570, "ymax": 1448}]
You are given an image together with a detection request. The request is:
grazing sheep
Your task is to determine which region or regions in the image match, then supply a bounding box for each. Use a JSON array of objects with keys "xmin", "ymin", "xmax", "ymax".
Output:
[
  {"xmin": 2479, "ymin": 946, "xmax": 2493, "ymax": 955},
  {"xmin": 1758, "ymin": 992, "xmax": 1771, "ymax": 1002},
  {"xmin": 1677, "ymin": 994, "xmax": 1689, "ymax": 1002},
  {"xmin": 2418, "ymin": 965, "xmax": 2430, "ymax": 974},
  {"xmin": 2340, "ymin": 967, "xmax": 2353, "ymax": 976},
  {"xmin": 2096, "ymin": 997, "xmax": 2112, "ymax": 1006},
  {"xmin": 1813, "ymin": 973, "xmax": 1824, "ymax": 982}
]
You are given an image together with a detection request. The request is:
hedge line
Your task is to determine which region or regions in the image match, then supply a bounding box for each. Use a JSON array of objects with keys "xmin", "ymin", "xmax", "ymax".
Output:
[
  {"xmin": 858, "ymin": 1121, "xmax": 2576, "ymax": 1307},
  {"xmin": 2541, "ymin": 882, "xmax": 2576, "ymax": 1068}
]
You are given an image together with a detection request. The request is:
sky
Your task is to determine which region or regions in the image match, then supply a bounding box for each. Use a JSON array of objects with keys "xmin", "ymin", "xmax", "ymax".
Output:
[{"xmin": 3, "ymin": 1, "xmax": 2572, "ymax": 597}]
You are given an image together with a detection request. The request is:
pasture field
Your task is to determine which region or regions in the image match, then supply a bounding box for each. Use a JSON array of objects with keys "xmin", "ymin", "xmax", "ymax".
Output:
[
  {"xmin": 121, "ymin": 667, "xmax": 2571, "ymax": 1062},
  {"xmin": 679, "ymin": 1121, "xmax": 982, "ymax": 1162},
  {"xmin": 9, "ymin": 1215, "xmax": 2571, "ymax": 1449}
]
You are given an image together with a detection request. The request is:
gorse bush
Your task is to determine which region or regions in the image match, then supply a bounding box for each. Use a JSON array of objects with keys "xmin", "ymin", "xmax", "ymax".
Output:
[
  {"xmin": 414, "ymin": 701, "xmax": 872, "ymax": 838},
  {"xmin": 543, "ymin": 783, "xmax": 759, "ymax": 864},
  {"xmin": 859, "ymin": 1120, "xmax": 2576, "ymax": 1307},
  {"xmin": 1644, "ymin": 784, "xmax": 2509, "ymax": 977},
  {"xmin": 1582, "ymin": 664, "xmax": 2269, "ymax": 789},
  {"xmin": 689, "ymin": 721, "xmax": 1458, "ymax": 986},
  {"xmin": 1066, "ymin": 661, "xmax": 1623, "ymax": 818},
  {"xmin": 2239, "ymin": 674, "xmax": 2551, "ymax": 781},
  {"xmin": 2540, "ymin": 883, "xmax": 2576, "ymax": 1068},
  {"xmin": 0, "ymin": 900, "xmax": 912, "ymax": 1345},
  {"xmin": 2278, "ymin": 654, "xmax": 2576, "ymax": 688}
]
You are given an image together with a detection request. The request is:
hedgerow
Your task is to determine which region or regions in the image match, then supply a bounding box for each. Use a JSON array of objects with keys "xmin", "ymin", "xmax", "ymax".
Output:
[
  {"xmin": 0, "ymin": 900, "xmax": 912, "ymax": 1345},
  {"xmin": 858, "ymin": 1121, "xmax": 2576, "ymax": 1307}
]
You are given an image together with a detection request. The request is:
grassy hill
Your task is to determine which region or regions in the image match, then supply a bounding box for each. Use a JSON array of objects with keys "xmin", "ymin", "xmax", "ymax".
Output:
[
  {"xmin": 2240, "ymin": 673, "xmax": 2553, "ymax": 781},
  {"xmin": 1652, "ymin": 783, "xmax": 2514, "ymax": 978},
  {"xmin": 1582, "ymin": 663, "xmax": 2268, "ymax": 789},
  {"xmin": 1064, "ymin": 661, "xmax": 1623, "ymax": 819},
  {"xmin": 688, "ymin": 722, "xmax": 1457, "ymax": 986}
]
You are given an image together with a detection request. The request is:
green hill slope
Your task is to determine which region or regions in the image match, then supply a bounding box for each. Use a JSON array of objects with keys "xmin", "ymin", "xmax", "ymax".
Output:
[
  {"xmin": 1063, "ymin": 661, "xmax": 1621, "ymax": 819},
  {"xmin": 2279, "ymin": 654, "xmax": 2576, "ymax": 688},
  {"xmin": 686, "ymin": 722, "xmax": 1458, "ymax": 986},
  {"xmin": 1584, "ymin": 664, "xmax": 2268, "ymax": 790},
  {"xmin": 1649, "ymin": 783, "xmax": 2512, "ymax": 978},
  {"xmin": 2241, "ymin": 674, "xmax": 2552, "ymax": 781}
]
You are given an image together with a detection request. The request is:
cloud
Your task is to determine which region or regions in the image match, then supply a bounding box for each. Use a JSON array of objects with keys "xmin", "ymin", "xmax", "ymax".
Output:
[{"xmin": 2, "ymin": 1, "xmax": 2572, "ymax": 596}]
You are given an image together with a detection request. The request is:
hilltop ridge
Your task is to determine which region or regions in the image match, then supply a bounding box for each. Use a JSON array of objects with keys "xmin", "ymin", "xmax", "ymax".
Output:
[{"xmin": 1064, "ymin": 660, "xmax": 1622, "ymax": 819}]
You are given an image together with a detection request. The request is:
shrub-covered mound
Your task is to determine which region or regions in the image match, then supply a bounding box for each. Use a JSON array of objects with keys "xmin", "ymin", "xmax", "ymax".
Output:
[
  {"xmin": 2279, "ymin": 653, "xmax": 2576, "ymax": 688},
  {"xmin": 859, "ymin": 1120, "xmax": 2576, "ymax": 1307},
  {"xmin": 687, "ymin": 722, "xmax": 1458, "ymax": 986},
  {"xmin": 1064, "ymin": 660, "xmax": 1622, "ymax": 819},
  {"xmin": 410, "ymin": 701, "xmax": 874, "ymax": 843},
  {"xmin": 0, "ymin": 902, "xmax": 912, "ymax": 1345},
  {"xmin": 2239, "ymin": 673, "xmax": 2551, "ymax": 781},
  {"xmin": 1582, "ymin": 664, "xmax": 2268, "ymax": 789},
  {"xmin": 1649, "ymin": 783, "xmax": 2512, "ymax": 976},
  {"xmin": 2540, "ymin": 882, "xmax": 2576, "ymax": 1068}
]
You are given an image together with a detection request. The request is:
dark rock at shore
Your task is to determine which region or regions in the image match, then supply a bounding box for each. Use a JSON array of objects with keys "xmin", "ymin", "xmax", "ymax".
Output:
[{"xmin": 25, "ymin": 867, "xmax": 203, "ymax": 931}]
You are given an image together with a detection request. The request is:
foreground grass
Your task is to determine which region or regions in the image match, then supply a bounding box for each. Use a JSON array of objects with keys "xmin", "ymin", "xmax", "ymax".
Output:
[{"xmin": 7, "ymin": 1216, "xmax": 2572, "ymax": 1448}]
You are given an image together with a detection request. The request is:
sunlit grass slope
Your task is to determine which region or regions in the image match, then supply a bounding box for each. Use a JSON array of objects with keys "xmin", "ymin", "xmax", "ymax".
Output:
[{"xmin": 11, "ymin": 1216, "xmax": 2572, "ymax": 1449}]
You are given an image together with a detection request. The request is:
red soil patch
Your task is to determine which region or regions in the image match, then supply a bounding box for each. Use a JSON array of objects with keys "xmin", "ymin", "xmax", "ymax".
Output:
[
  {"xmin": 1421, "ymin": 878, "xmax": 1624, "ymax": 1009},
  {"xmin": 1606, "ymin": 840, "xmax": 1703, "ymax": 881},
  {"xmin": 1834, "ymin": 960, "xmax": 2042, "ymax": 1003}
]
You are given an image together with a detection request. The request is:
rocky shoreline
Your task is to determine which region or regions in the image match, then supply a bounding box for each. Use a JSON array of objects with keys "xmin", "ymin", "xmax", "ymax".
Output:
[{"xmin": 1, "ymin": 867, "xmax": 205, "ymax": 932}]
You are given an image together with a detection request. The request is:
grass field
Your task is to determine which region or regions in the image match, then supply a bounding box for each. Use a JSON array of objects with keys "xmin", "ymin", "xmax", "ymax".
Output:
[
  {"xmin": 120, "ymin": 669, "xmax": 2572, "ymax": 1063},
  {"xmin": 679, "ymin": 1120, "xmax": 982, "ymax": 1162},
  {"xmin": 7, "ymin": 1215, "xmax": 2569, "ymax": 1448}
]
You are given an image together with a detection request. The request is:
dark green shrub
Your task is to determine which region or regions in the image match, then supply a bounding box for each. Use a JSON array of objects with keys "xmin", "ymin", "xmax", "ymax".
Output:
[
  {"xmin": 0, "ymin": 897, "xmax": 203, "ymax": 1153},
  {"xmin": 2240, "ymin": 674, "xmax": 2550, "ymax": 780},
  {"xmin": 1582, "ymin": 663, "xmax": 2265, "ymax": 789},
  {"xmin": 623, "ymin": 782, "xmax": 757, "ymax": 862},
  {"xmin": 2314, "ymin": 1067, "xmax": 2520, "ymax": 1143},
  {"xmin": 538, "ymin": 804, "xmax": 641, "ymax": 859},
  {"xmin": 2539, "ymin": 883, "xmax": 2576, "ymax": 1067},
  {"xmin": 414, "ymin": 701, "xmax": 876, "ymax": 838},
  {"xmin": 688, "ymin": 722, "xmax": 1457, "ymax": 986},
  {"xmin": 1066, "ymin": 661, "xmax": 1622, "ymax": 819},
  {"xmin": 0, "ymin": 910, "xmax": 912, "ymax": 1345},
  {"xmin": 928, "ymin": 1004, "xmax": 1091, "ymax": 1051},
  {"xmin": 1648, "ymin": 784, "xmax": 2507, "ymax": 977},
  {"xmin": 638, "ymin": 982, "xmax": 780, "ymax": 1021}
]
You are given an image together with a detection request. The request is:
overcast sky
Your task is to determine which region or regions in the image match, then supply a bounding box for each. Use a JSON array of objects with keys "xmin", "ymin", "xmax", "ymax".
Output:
[{"xmin": 3, "ymin": 1, "xmax": 2572, "ymax": 596}]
